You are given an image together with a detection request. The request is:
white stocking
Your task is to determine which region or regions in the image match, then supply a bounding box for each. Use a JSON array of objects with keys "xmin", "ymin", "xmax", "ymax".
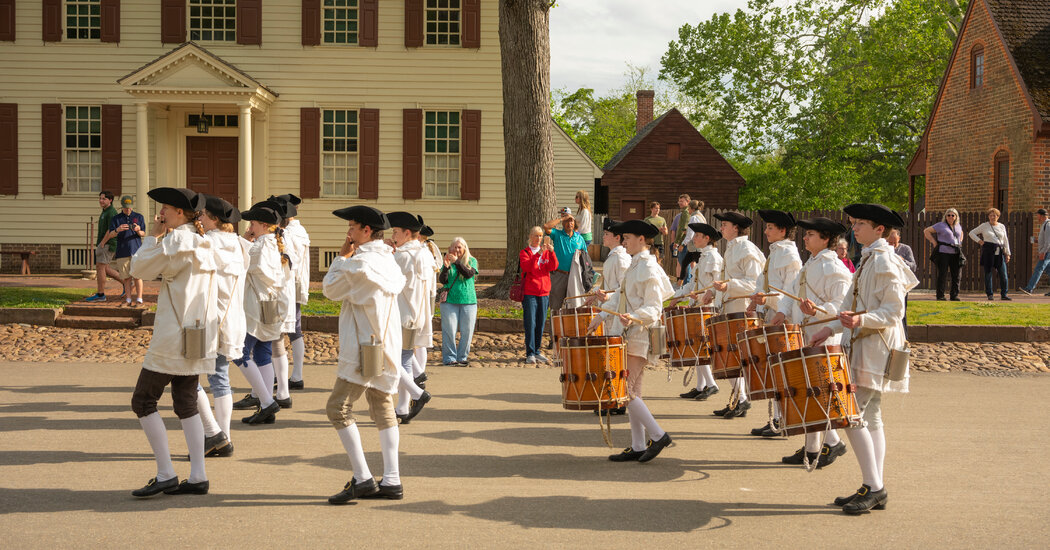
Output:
[
  {"xmin": 196, "ymin": 388, "xmax": 221, "ymax": 437},
  {"xmin": 139, "ymin": 412, "xmax": 176, "ymax": 482},
  {"xmin": 181, "ymin": 415, "xmax": 208, "ymax": 483},
  {"xmin": 255, "ymin": 362, "xmax": 276, "ymax": 407},
  {"xmin": 378, "ymin": 427, "xmax": 400, "ymax": 486},
  {"xmin": 701, "ymin": 364, "xmax": 718, "ymax": 389},
  {"xmin": 628, "ymin": 405, "xmax": 646, "ymax": 451},
  {"xmin": 413, "ymin": 347, "xmax": 427, "ymax": 377},
  {"xmin": 825, "ymin": 429, "xmax": 841, "ymax": 447},
  {"xmin": 290, "ymin": 338, "xmax": 305, "ymax": 382},
  {"xmin": 627, "ymin": 397, "xmax": 665, "ymax": 441},
  {"xmin": 336, "ymin": 424, "xmax": 372, "ymax": 481},
  {"xmin": 870, "ymin": 427, "xmax": 886, "ymax": 482},
  {"xmin": 399, "ymin": 368, "xmax": 423, "ymax": 400},
  {"xmin": 237, "ymin": 360, "xmax": 269, "ymax": 404},
  {"xmin": 845, "ymin": 426, "xmax": 882, "ymax": 491},
  {"xmin": 735, "ymin": 376, "xmax": 749, "ymax": 403},
  {"xmin": 694, "ymin": 365, "xmax": 704, "ymax": 390},
  {"xmin": 214, "ymin": 394, "xmax": 233, "ymax": 439},
  {"xmin": 804, "ymin": 432, "xmax": 822, "ymax": 453},
  {"xmin": 273, "ymin": 354, "xmax": 290, "ymax": 400},
  {"xmin": 395, "ymin": 385, "xmax": 411, "ymax": 416}
]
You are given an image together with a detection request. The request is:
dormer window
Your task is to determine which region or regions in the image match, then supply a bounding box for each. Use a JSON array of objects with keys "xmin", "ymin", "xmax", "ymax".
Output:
[{"xmin": 971, "ymin": 45, "xmax": 984, "ymax": 89}]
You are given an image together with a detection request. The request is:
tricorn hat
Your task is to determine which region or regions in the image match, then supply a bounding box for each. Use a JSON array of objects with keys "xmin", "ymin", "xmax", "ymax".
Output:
[
  {"xmin": 796, "ymin": 217, "xmax": 848, "ymax": 237},
  {"xmin": 610, "ymin": 219, "xmax": 659, "ymax": 238},
  {"xmin": 688, "ymin": 222, "xmax": 722, "ymax": 242},
  {"xmin": 758, "ymin": 209, "xmax": 797, "ymax": 229},
  {"xmin": 387, "ymin": 211, "xmax": 423, "ymax": 231},
  {"xmin": 203, "ymin": 194, "xmax": 240, "ymax": 224},
  {"xmin": 843, "ymin": 203, "xmax": 905, "ymax": 229},
  {"xmin": 713, "ymin": 211, "xmax": 754, "ymax": 229},
  {"xmin": 146, "ymin": 187, "xmax": 202, "ymax": 212},
  {"xmin": 333, "ymin": 205, "xmax": 390, "ymax": 229}
]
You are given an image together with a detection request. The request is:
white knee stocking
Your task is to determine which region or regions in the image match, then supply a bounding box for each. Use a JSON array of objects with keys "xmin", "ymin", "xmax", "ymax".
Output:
[
  {"xmin": 139, "ymin": 412, "xmax": 176, "ymax": 482},
  {"xmin": 413, "ymin": 347, "xmax": 427, "ymax": 377},
  {"xmin": 628, "ymin": 406, "xmax": 646, "ymax": 451},
  {"xmin": 290, "ymin": 338, "xmax": 305, "ymax": 382},
  {"xmin": 196, "ymin": 388, "xmax": 221, "ymax": 437},
  {"xmin": 255, "ymin": 362, "xmax": 276, "ymax": 407},
  {"xmin": 804, "ymin": 432, "xmax": 822, "ymax": 453},
  {"xmin": 825, "ymin": 429, "xmax": 841, "ymax": 447},
  {"xmin": 378, "ymin": 427, "xmax": 400, "ymax": 486},
  {"xmin": 395, "ymin": 385, "xmax": 411, "ymax": 416},
  {"xmin": 273, "ymin": 353, "xmax": 290, "ymax": 399},
  {"xmin": 701, "ymin": 365, "xmax": 718, "ymax": 389},
  {"xmin": 336, "ymin": 424, "xmax": 372, "ymax": 481},
  {"xmin": 870, "ymin": 427, "xmax": 886, "ymax": 482},
  {"xmin": 214, "ymin": 394, "xmax": 233, "ymax": 439},
  {"xmin": 734, "ymin": 377, "xmax": 749, "ymax": 403},
  {"xmin": 399, "ymin": 368, "xmax": 423, "ymax": 400},
  {"xmin": 627, "ymin": 397, "xmax": 665, "ymax": 441},
  {"xmin": 237, "ymin": 359, "xmax": 269, "ymax": 404},
  {"xmin": 181, "ymin": 415, "xmax": 208, "ymax": 483},
  {"xmin": 694, "ymin": 365, "xmax": 704, "ymax": 390},
  {"xmin": 845, "ymin": 426, "xmax": 882, "ymax": 491}
]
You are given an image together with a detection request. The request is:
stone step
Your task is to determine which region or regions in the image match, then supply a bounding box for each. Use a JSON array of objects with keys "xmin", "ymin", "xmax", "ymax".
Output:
[
  {"xmin": 64, "ymin": 304, "xmax": 145, "ymax": 319},
  {"xmin": 55, "ymin": 315, "xmax": 141, "ymax": 329}
]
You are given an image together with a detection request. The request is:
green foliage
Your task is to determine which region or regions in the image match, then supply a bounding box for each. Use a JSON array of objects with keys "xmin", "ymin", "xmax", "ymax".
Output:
[
  {"xmin": 908, "ymin": 300, "xmax": 1050, "ymax": 326},
  {"xmin": 0, "ymin": 287, "xmax": 95, "ymax": 308}
]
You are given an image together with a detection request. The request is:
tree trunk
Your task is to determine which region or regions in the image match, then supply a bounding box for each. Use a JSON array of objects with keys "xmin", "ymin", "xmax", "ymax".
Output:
[{"xmin": 482, "ymin": 0, "xmax": 557, "ymax": 299}]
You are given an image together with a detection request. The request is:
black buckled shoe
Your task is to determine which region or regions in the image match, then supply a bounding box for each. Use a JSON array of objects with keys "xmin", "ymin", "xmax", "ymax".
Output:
[
  {"xmin": 275, "ymin": 397, "xmax": 292, "ymax": 409},
  {"xmin": 593, "ymin": 406, "xmax": 626, "ymax": 416},
  {"xmin": 834, "ymin": 485, "xmax": 887, "ymax": 509},
  {"xmin": 329, "ymin": 477, "xmax": 379, "ymax": 504},
  {"xmin": 713, "ymin": 404, "xmax": 732, "ymax": 417},
  {"xmin": 396, "ymin": 413, "xmax": 410, "ymax": 425},
  {"xmin": 403, "ymin": 391, "xmax": 431, "ymax": 423},
  {"xmin": 289, "ymin": 379, "xmax": 305, "ymax": 391},
  {"xmin": 816, "ymin": 441, "xmax": 847, "ymax": 468},
  {"xmin": 750, "ymin": 421, "xmax": 773, "ymax": 436},
  {"xmin": 723, "ymin": 400, "xmax": 751, "ymax": 419},
  {"xmin": 680, "ymin": 388, "xmax": 703, "ymax": 399},
  {"xmin": 360, "ymin": 479, "xmax": 404, "ymax": 500},
  {"xmin": 203, "ymin": 432, "xmax": 231, "ymax": 456},
  {"xmin": 414, "ymin": 373, "xmax": 428, "ymax": 389},
  {"xmin": 638, "ymin": 433, "xmax": 672, "ymax": 463},
  {"xmin": 608, "ymin": 447, "xmax": 645, "ymax": 462},
  {"xmin": 695, "ymin": 386, "xmax": 718, "ymax": 401},
  {"xmin": 164, "ymin": 479, "xmax": 210, "ymax": 495},
  {"xmin": 760, "ymin": 420, "xmax": 782, "ymax": 437},
  {"xmin": 781, "ymin": 447, "xmax": 818, "ymax": 465},
  {"xmin": 842, "ymin": 485, "xmax": 888, "ymax": 514},
  {"xmin": 132, "ymin": 476, "xmax": 179, "ymax": 497},
  {"xmin": 232, "ymin": 393, "xmax": 260, "ymax": 410},
  {"xmin": 207, "ymin": 440, "xmax": 234, "ymax": 458},
  {"xmin": 242, "ymin": 401, "xmax": 280, "ymax": 425}
]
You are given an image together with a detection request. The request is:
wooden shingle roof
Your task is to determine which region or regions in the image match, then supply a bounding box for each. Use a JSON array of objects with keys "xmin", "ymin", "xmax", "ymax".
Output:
[{"xmin": 986, "ymin": 0, "xmax": 1050, "ymax": 123}]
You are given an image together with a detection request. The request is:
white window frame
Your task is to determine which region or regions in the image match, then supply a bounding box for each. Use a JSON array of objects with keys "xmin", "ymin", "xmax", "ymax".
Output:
[
  {"xmin": 322, "ymin": 0, "xmax": 360, "ymax": 45},
  {"xmin": 423, "ymin": 110, "xmax": 461, "ymax": 199},
  {"xmin": 319, "ymin": 248, "xmax": 342, "ymax": 270},
  {"xmin": 63, "ymin": 105, "xmax": 102, "ymax": 195},
  {"xmin": 425, "ymin": 0, "xmax": 461, "ymax": 47},
  {"xmin": 188, "ymin": 0, "xmax": 237, "ymax": 43},
  {"xmin": 66, "ymin": 0, "xmax": 102, "ymax": 41},
  {"xmin": 321, "ymin": 108, "xmax": 360, "ymax": 198}
]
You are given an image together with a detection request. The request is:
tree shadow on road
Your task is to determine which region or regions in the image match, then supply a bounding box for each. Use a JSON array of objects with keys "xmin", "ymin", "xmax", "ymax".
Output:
[
  {"xmin": 1, "ymin": 385, "xmax": 131, "ymax": 394},
  {"xmin": 0, "ymin": 401, "xmax": 128, "ymax": 414},
  {"xmin": 0, "ymin": 487, "xmax": 326, "ymax": 514},
  {"xmin": 0, "ymin": 451, "xmax": 155, "ymax": 466},
  {"xmin": 441, "ymin": 392, "xmax": 562, "ymax": 405}
]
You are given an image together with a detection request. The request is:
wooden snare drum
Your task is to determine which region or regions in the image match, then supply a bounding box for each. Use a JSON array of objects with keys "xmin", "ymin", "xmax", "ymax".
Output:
[
  {"xmin": 551, "ymin": 307, "xmax": 604, "ymax": 365},
  {"xmin": 558, "ymin": 335, "xmax": 628, "ymax": 411},
  {"xmin": 665, "ymin": 306, "xmax": 716, "ymax": 367},
  {"xmin": 707, "ymin": 312, "xmax": 761, "ymax": 379},
  {"xmin": 771, "ymin": 345, "xmax": 862, "ymax": 436},
  {"xmin": 737, "ymin": 324, "xmax": 804, "ymax": 401}
]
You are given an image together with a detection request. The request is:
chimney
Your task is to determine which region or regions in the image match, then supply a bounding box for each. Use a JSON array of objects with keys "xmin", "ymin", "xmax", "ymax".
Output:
[{"xmin": 636, "ymin": 90, "xmax": 655, "ymax": 133}]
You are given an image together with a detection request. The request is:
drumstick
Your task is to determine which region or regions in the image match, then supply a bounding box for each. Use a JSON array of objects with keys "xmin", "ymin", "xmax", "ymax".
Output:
[
  {"xmin": 564, "ymin": 288, "xmax": 620, "ymax": 302},
  {"xmin": 725, "ymin": 293, "xmax": 779, "ymax": 301},
  {"xmin": 768, "ymin": 285, "xmax": 828, "ymax": 315},
  {"xmin": 594, "ymin": 307, "xmax": 644, "ymax": 325},
  {"xmin": 801, "ymin": 310, "xmax": 868, "ymax": 327}
]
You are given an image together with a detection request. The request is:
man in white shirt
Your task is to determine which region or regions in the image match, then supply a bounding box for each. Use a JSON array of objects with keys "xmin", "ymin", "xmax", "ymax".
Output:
[{"xmin": 1022, "ymin": 208, "xmax": 1050, "ymax": 295}]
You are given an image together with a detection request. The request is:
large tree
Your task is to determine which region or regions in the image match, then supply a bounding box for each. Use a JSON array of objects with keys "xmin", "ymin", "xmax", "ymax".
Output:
[{"xmin": 484, "ymin": 0, "xmax": 558, "ymax": 298}]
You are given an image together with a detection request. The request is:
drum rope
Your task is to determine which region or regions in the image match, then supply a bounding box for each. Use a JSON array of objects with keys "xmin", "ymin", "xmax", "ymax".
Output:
[{"xmin": 596, "ymin": 378, "xmax": 614, "ymax": 448}]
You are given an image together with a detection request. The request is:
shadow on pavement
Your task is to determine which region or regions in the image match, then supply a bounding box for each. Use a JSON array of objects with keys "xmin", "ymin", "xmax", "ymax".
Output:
[
  {"xmin": 0, "ymin": 451, "xmax": 156, "ymax": 466},
  {"xmin": 0, "ymin": 402, "xmax": 129, "ymax": 414},
  {"xmin": 1, "ymin": 385, "xmax": 131, "ymax": 394},
  {"xmin": 0, "ymin": 487, "xmax": 326, "ymax": 514},
  {"xmin": 442, "ymin": 392, "xmax": 562, "ymax": 405}
]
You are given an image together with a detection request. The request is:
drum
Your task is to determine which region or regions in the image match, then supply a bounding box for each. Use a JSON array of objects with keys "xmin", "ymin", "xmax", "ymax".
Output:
[
  {"xmin": 737, "ymin": 324, "xmax": 804, "ymax": 401},
  {"xmin": 665, "ymin": 306, "xmax": 716, "ymax": 367},
  {"xmin": 770, "ymin": 345, "xmax": 862, "ymax": 436},
  {"xmin": 558, "ymin": 335, "xmax": 628, "ymax": 411},
  {"xmin": 707, "ymin": 312, "xmax": 761, "ymax": 379},
  {"xmin": 551, "ymin": 307, "xmax": 603, "ymax": 365}
]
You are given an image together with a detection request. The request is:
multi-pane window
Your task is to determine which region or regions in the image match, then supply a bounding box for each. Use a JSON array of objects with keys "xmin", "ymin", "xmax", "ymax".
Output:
[
  {"xmin": 424, "ymin": 111, "xmax": 460, "ymax": 199},
  {"xmin": 322, "ymin": 110, "xmax": 359, "ymax": 197},
  {"xmin": 187, "ymin": 114, "xmax": 239, "ymax": 128},
  {"xmin": 189, "ymin": 0, "xmax": 236, "ymax": 42},
  {"xmin": 65, "ymin": 106, "xmax": 102, "ymax": 194},
  {"xmin": 425, "ymin": 0, "xmax": 460, "ymax": 46},
  {"xmin": 66, "ymin": 0, "xmax": 101, "ymax": 40},
  {"xmin": 323, "ymin": 0, "xmax": 359, "ymax": 44},
  {"xmin": 972, "ymin": 46, "xmax": 984, "ymax": 88}
]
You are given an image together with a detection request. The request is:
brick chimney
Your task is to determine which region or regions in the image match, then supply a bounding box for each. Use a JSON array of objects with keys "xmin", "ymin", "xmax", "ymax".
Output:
[{"xmin": 636, "ymin": 90, "xmax": 655, "ymax": 133}]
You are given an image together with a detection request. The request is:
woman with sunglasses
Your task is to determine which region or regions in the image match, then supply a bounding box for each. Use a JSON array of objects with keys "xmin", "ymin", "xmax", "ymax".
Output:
[{"xmin": 923, "ymin": 209, "xmax": 964, "ymax": 301}]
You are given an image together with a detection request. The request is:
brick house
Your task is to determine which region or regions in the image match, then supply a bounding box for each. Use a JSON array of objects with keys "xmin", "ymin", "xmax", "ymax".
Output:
[
  {"xmin": 597, "ymin": 90, "xmax": 744, "ymax": 220},
  {"xmin": 908, "ymin": 0, "xmax": 1050, "ymax": 215}
]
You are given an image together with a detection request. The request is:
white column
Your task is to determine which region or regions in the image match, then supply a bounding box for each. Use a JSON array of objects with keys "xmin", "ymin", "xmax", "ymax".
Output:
[
  {"xmin": 238, "ymin": 103, "xmax": 253, "ymax": 215},
  {"xmin": 135, "ymin": 103, "xmax": 149, "ymax": 213}
]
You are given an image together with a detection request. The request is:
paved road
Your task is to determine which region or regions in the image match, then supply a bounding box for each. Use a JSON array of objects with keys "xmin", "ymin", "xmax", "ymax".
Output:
[{"xmin": 1, "ymin": 362, "xmax": 1047, "ymax": 547}]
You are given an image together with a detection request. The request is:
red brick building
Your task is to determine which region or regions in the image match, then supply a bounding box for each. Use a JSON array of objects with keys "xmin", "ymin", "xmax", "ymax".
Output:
[
  {"xmin": 908, "ymin": 0, "xmax": 1050, "ymax": 214},
  {"xmin": 597, "ymin": 91, "xmax": 744, "ymax": 220}
]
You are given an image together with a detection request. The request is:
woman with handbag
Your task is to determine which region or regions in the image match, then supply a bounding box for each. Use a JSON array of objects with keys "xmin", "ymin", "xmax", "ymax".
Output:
[
  {"xmin": 969, "ymin": 208, "xmax": 1012, "ymax": 301},
  {"xmin": 519, "ymin": 226, "xmax": 557, "ymax": 364},
  {"xmin": 438, "ymin": 237, "xmax": 478, "ymax": 365},
  {"xmin": 923, "ymin": 209, "xmax": 964, "ymax": 301}
]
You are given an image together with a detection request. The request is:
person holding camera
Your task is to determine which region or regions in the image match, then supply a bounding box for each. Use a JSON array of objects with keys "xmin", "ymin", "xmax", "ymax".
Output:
[
  {"xmin": 107, "ymin": 195, "xmax": 147, "ymax": 306},
  {"xmin": 520, "ymin": 226, "xmax": 558, "ymax": 364},
  {"xmin": 543, "ymin": 209, "xmax": 588, "ymax": 314}
]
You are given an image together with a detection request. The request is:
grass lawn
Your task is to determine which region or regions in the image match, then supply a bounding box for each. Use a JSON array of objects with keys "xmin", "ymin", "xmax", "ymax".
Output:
[
  {"xmin": 302, "ymin": 291, "xmax": 524, "ymax": 319},
  {"xmin": 0, "ymin": 287, "xmax": 95, "ymax": 308},
  {"xmin": 908, "ymin": 300, "xmax": 1050, "ymax": 326}
]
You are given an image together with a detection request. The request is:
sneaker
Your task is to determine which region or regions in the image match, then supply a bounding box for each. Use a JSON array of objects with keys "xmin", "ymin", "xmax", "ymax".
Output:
[
  {"xmin": 136, "ymin": 298, "xmax": 144, "ymax": 306},
  {"xmin": 85, "ymin": 293, "xmax": 106, "ymax": 302},
  {"xmin": 535, "ymin": 353, "xmax": 550, "ymax": 364},
  {"xmin": 525, "ymin": 355, "xmax": 537, "ymax": 364}
]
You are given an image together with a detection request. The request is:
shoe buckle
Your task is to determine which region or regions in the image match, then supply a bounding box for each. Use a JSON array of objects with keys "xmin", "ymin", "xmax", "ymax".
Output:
[
  {"xmin": 857, "ymin": 486, "xmax": 869, "ymax": 496},
  {"xmin": 146, "ymin": 478, "xmax": 156, "ymax": 487}
]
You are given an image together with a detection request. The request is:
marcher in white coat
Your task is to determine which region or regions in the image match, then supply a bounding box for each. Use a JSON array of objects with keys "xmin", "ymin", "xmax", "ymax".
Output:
[
  {"xmin": 128, "ymin": 187, "xmax": 218, "ymax": 497},
  {"xmin": 702, "ymin": 211, "xmax": 765, "ymax": 419},
  {"xmin": 265, "ymin": 198, "xmax": 300, "ymax": 409},
  {"xmin": 584, "ymin": 218, "xmax": 631, "ymax": 416},
  {"xmin": 388, "ymin": 212, "xmax": 435, "ymax": 424},
  {"xmin": 671, "ymin": 222, "xmax": 723, "ymax": 401},
  {"xmin": 768, "ymin": 217, "xmax": 852, "ymax": 465},
  {"xmin": 324, "ymin": 205, "xmax": 407, "ymax": 503},
  {"xmin": 193, "ymin": 195, "xmax": 248, "ymax": 458},
  {"xmin": 416, "ymin": 224, "xmax": 440, "ymax": 384},
  {"xmin": 588, "ymin": 220, "xmax": 675, "ymax": 463},
  {"xmin": 811, "ymin": 204, "xmax": 919, "ymax": 515},
  {"xmin": 270, "ymin": 194, "xmax": 312, "ymax": 391}
]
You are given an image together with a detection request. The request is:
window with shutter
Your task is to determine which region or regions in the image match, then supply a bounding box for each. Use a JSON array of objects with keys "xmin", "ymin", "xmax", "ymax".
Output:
[
  {"xmin": 424, "ymin": 0, "xmax": 459, "ymax": 46},
  {"xmin": 189, "ymin": 0, "xmax": 236, "ymax": 42},
  {"xmin": 66, "ymin": 0, "xmax": 101, "ymax": 40},
  {"xmin": 64, "ymin": 105, "xmax": 103, "ymax": 194},
  {"xmin": 300, "ymin": 108, "xmax": 321, "ymax": 199},
  {"xmin": 0, "ymin": 104, "xmax": 17, "ymax": 195},
  {"xmin": 160, "ymin": 0, "xmax": 186, "ymax": 43},
  {"xmin": 321, "ymin": 109, "xmax": 360, "ymax": 197},
  {"xmin": 423, "ymin": 111, "xmax": 460, "ymax": 198}
]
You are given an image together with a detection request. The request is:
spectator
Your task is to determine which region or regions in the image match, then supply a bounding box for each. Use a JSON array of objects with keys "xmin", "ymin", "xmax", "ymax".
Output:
[
  {"xmin": 519, "ymin": 226, "xmax": 557, "ymax": 364},
  {"xmin": 439, "ymin": 237, "xmax": 478, "ymax": 365},
  {"xmin": 969, "ymin": 208, "xmax": 1011, "ymax": 301},
  {"xmin": 644, "ymin": 202, "xmax": 668, "ymax": 256},
  {"xmin": 543, "ymin": 212, "xmax": 587, "ymax": 313},
  {"xmin": 923, "ymin": 208, "xmax": 964, "ymax": 301},
  {"xmin": 107, "ymin": 195, "xmax": 146, "ymax": 306},
  {"xmin": 1021, "ymin": 208, "xmax": 1050, "ymax": 296},
  {"xmin": 835, "ymin": 237, "xmax": 855, "ymax": 273},
  {"xmin": 887, "ymin": 228, "xmax": 917, "ymax": 329},
  {"xmin": 669, "ymin": 194, "xmax": 691, "ymax": 283},
  {"xmin": 85, "ymin": 190, "xmax": 120, "ymax": 302},
  {"xmin": 678, "ymin": 200, "xmax": 706, "ymax": 285},
  {"xmin": 575, "ymin": 191, "xmax": 593, "ymax": 244}
]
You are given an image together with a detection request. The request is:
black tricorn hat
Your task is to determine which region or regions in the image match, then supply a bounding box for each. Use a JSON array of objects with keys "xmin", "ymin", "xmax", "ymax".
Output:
[
  {"xmin": 420, "ymin": 225, "xmax": 434, "ymax": 237},
  {"xmin": 603, "ymin": 218, "xmax": 621, "ymax": 233},
  {"xmin": 203, "ymin": 194, "xmax": 240, "ymax": 224},
  {"xmin": 843, "ymin": 203, "xmax": 905, "ymax": 229},
  {"xmin": 333, "ymin": 205, "xmax": 390, "ymax": 229},
  {"xmin": 241, "ymin": 205, "xmax": 281, "ymax": 225},
  {"xmin": 758, "ymin": 209, "xmax": 797, "ymax": 228},
  {"xmin": 271, "ymin": 193, "xmax": 302, "ymax": 205},
  {"xmin": 387, "ymin": 211, "xmax": 423, "ymax": 231},
  {"xmin": 268, "ymin": 194, "xmax": 299, "ymax": 218},
  {"xmin": 796, "ymin": 217, "xmax": 848, "ymax": 237},
  {"xmin": 147, "ymin": 187, "xmax": 202, "ymax": 212},
  {"xmin": 610, "ymin": 219, "xmax": 659, "ymax": 238},
  {"xmin": 713, "ymin": 211, "xmax": 754, "ymax": 229},
  {"xmin": 688, "ymin": 222, "xmax": 722, "ymax": 241}
]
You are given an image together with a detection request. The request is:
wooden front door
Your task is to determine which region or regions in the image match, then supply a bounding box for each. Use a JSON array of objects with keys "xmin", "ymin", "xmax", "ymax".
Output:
[
  {"xmin": 620, "ymin": 199, "xmax": 646, "ymax": 220},
  {"xmin": 186, "ymin": 136, "xmax": 239, "ymax": 204}
]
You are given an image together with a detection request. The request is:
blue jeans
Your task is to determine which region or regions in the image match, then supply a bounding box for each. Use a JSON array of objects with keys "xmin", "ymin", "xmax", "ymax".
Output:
[
  {"xmin": 984, "ymin": 262, "xmax": 1009, "ymax": 297},
  {"xmin": 201, "ymin": 354, "xmax": 232, "ymax": 398},
  {"xmin": 440, "ymin": 302, "xmax": 477, "ymax": 364},
  {"xmin": 1025, "ymin": 255, "xmax": 1050, "ymax": 292},
  {"xmin": 677, "ymin": 247, "xmax": 692, "ymax": 284},
  {"xmin": 238, "ymin": 334, "xmax": 273, "ymax": 366},
  {"xmin": 522, "ymin": 294, "xmax": 549, "ymax": 358}
]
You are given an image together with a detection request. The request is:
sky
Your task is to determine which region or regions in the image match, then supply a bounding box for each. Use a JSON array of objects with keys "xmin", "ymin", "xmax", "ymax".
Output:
[{"xmin": 549, "ymin": 0, "xmax": 752, "ymax": 95}]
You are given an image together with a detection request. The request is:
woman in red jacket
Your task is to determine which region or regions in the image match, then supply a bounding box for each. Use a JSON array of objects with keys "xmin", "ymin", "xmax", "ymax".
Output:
[{"xmin": 520, "ymin": 226, "xmax": 558, "ymax": 363}]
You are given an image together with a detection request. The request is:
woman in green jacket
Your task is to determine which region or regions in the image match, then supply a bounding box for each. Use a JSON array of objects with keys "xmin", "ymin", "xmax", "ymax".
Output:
[{"xmin": 438, "ymin": 237, "xmax": 478, "ymax": 365}]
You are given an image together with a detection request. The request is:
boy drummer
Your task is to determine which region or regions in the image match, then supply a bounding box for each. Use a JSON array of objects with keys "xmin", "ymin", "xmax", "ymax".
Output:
[{"xmin": 670, "ymin": 222, "xmax": 723, "ymax": 401}]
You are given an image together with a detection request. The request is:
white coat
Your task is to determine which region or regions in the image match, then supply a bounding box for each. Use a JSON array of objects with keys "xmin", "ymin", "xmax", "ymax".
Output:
[
  {"xmin": 776, "ymin": 248, "xmax": 851, "ymax": 344},
  {"xmin": 756, "ymin": 239, "xmax": 802, "ymax": 322},
  {"xmin": 323, "ymin": 239, "xmax": 407, "ymax": 394},
  {"xmin": 284, "ymin": 219, "xmax": 312, "ymax": 304},
  {"xmin": 130, "ymin": 224, "xmax": 219, "ymax": 376},
  {"xmin": 601, "ymin": 249, "xmax": 674, "ymax": 361},
  {"xmin": 205, "ymin": 230, "xmax": 249, "ymax": 360},
  {"xmin": 717, "ymin": 236, "xmax": 765, "ymax": 314},
  {"xmin": 244, "ymin": 233, "xmax": 288, "ymax": 342},
  {"xmin": 394, "ymin": 239, "xmax": 437, "ymax": 349},
  {"xmin": 278, "ymin": 231, "xmax": 299, "ymax": 333},
  {"xmin": 601, "ymin": 245, "xmax": 631, "ymax": 335},
  {"xmin": 672, "ymin": 244, "xmax": 723, "ymax": 306},
  {"xmin": 828, "ymin": 239, "xmax": 919, "ymax": 393}
]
